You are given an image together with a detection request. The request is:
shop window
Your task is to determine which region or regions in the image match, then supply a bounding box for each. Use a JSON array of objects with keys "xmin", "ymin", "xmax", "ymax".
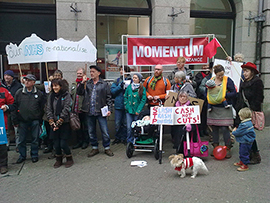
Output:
[
  {"xmin": 0, "ymin": 0, "xmax": 55, "ymax": 4},
  {"xmin": 98, "ymin": 0, "xmax": 148, "ymax": 8}
]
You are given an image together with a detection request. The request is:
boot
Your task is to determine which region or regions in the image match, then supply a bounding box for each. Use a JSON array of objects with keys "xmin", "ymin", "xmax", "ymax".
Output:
[
  {"xmin": 65, "ymin": 155, "xmax": 74, "ymax": 168},
  {"xmin": 53, "ymin": 155, "xmax": 63, "ymax": 168},
  {"xmin": 225, "ymin": 145, "xmax": 232, "ymax": 159},
  {"xmin": 249, "ymin": 151, "xmax": 261, "ymax": 164},
  {"xmin": 211, "ymin": 143, "xmax": 219, "ymax": 156}
]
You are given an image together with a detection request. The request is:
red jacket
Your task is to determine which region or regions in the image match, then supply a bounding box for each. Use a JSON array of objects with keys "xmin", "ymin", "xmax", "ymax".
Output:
[{"xmin": 0, "ymin": 82, "xmax": 14, "ymax": 130}]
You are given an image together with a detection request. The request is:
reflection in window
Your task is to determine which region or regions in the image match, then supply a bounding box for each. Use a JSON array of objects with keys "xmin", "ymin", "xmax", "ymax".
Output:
[
  {"xmin": 98, "ymin": 0, "xmax": 148, "ymax": 8},
  {"xmin": 190, "ymin": 0, "xmax": 232, "ymax": 12}
]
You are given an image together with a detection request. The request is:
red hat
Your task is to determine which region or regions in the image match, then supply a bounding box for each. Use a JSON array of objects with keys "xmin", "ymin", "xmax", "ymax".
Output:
[{"xmin": 241, "ymin": 62, "xmax": 259, "ymax": 74}]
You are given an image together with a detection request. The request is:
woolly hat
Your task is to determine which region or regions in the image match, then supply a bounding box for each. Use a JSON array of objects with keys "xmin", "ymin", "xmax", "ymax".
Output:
[
  {"xmin": 205, "ymin": 79, "xmax": 216, "ymax": 88},
  {"xmin": 133, "ymin": 73, "xmax": 143, "ymax": 81},
  {"xmin": 4, "ymin": 70, "xmax": 14, "ymax": 77},
  {"xmin": 241, "ymin": 62, "xmax": 259, "ymax": 74}
]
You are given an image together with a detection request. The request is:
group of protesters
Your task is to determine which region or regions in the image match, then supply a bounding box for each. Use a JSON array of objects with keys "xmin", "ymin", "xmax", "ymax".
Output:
[{"xmin": 0, "ymin": 52, "xmax": 264, "ymax": 174}]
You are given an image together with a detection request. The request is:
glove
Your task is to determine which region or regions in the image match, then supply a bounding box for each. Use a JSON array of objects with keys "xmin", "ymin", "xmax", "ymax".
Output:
[
  {"xmin": 185, "ymin": 124, "xmax": 192, "ymax": 132},
  {"xmin": 49, "ymin": 119, "xmax": 55, "ymax": 128},
  {"xmin": 56, "ymin": 118, "xmax": 64, "ymax": 127},
  {"xmin": 120, "ymin": 81, "xmax": 125, "ymax": 88}
]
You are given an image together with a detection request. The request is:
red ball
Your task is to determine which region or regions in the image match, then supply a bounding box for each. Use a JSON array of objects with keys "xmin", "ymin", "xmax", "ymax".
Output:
[{"xmin": 213, "ymin": 146, "xmax": 227, "ymax": 160}]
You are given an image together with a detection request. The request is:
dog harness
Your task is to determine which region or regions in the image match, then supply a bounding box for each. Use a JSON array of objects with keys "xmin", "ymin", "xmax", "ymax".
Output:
[{"xmin": 175, "ymin": 158, "xmax": 194, "ymax": 171}]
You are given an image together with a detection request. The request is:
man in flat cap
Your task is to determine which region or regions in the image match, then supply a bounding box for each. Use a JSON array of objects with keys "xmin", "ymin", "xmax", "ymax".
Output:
[
  {"xmin": 12, "ymin": 74, "xmax": 45, "ymax": 164},
  {"xmin": 77, "ymin": 66, "xmax": 114, "ymax": 157}
]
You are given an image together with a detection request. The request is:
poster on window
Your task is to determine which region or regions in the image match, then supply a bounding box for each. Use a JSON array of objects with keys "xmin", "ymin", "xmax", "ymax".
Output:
[
  {"xmin": 150, "ymin": 106, "xmax": 201, "ymax": 125},
  {"xmin": 0, "ymin": 110, "xmax": 8, "ymax": 145},
  {"xmin": 105, "ymin": 44, "xmax": 128, "ymax": 79}
]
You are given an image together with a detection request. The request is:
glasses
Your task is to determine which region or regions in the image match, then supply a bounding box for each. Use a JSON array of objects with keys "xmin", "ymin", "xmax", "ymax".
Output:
[{"xmin": 155, "ymin": 69, "xmax": 162, "ymax": 71}]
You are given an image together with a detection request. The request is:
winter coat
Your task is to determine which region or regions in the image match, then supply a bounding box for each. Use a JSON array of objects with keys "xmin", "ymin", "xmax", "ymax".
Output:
[
  {"xmin": 170, "ymin": 82, "xmax": 197, "ymax": 98},
  {"xmin": 77, "ymin": 78, "xmax": 113, "ymax": 114},
  {"xmin": 232, "ymin": 118, "xmax": 256, "ymax": 144},
  {"xmin": 70, "ymin": 81, "xmax": 84, "ymax": 112},
  {"xmin": 124, "ymin": 84, "xmax": 146, "ymax": 115},
  {"xmin": 0, "ymin": 83, "xmax": 14, "ymax": 129},
  {"xmin": 167, "ymin": 67, "xmax": 196, "ymax": 88},
  {"xmin": 12, "ymin": 86, "xmax": 44, "ymax": 125},
  {"xmin": 46, "ymin": 91, "xmax": 72, "ymax": 123},
  {"xmin": 1, "ymin": 79, "xmax": 22, "ymax": 97},
  {"xmin": 111, "ymin": 75, "xmax": 132, "ymax": 110}
]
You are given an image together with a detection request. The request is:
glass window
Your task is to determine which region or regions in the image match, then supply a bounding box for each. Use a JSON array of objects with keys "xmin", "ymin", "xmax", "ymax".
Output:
[
  {"xmin": 0, "ymin": 0, "xmax": 55, "ymax": 3},
  {"xmin": 190, "ymin": 0, "xmax": 232, "ymax": 12},
  {"xmin": 98, "ymin": 0, "xmax": 148, "ymax": 8},
  {"xmin": 190, "ymin": 18, "xmax": 233, "ymax": 59}
]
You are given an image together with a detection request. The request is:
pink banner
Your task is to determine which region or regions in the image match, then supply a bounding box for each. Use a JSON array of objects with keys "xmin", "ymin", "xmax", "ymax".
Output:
[{"xmin": 127, "ymin": 37, "xmax": 209, "ymax": 66}]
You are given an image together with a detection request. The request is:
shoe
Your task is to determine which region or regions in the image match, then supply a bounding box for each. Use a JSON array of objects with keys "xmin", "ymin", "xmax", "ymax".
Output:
[
  {"xmin": 32, "ymin": 157, "xmax": 39, "ymax": 163},
  {"xmin": 72, "ymin": 143, "xmax": 82, "ymax": 149},
  {"xmin": 48, "ymin": 151, "xmax": 56, "ymax": 159},
  {"xmin": 43, "ymin": 147, "xmax": 52, "ymax": 154},
  {"xmin": 81, "ymin": 142, "xmax": 89, "ymax": 149},
  {"xmin": 208, "ymin": 108, "xmax": 212, "ymax": 112},
  {"xmin": 234, "ymin": 161, "xmax": 244, "ymax": 166},
  {"xmin": 0, "ymin": 166, "xmax": 8, "ymax": 174},
  {"xmin": 121, "ymin": 140, "xmax": 127, "ymax": 145},
  {"xmin": 237, "ymin": 164, "xmax": 249, "ymax": 171},
  {"xmin": 54, "ymin": 155, "xmax": 63, "ymax": 168},
  {"xmin": 112, "ymin": 139, "xmax": 121, "ymax": 145},
  {"xmin": 104, "ymin": 149, "xmax": 114, "ymax": 157},
  {"xmin": 87, "ymin": 149, "xmax": 99, "ymax": 157},
  {"xmin": 225, "ymin": 105, "xmax": 230, "ymax": 109},
  {"xmin": 211, "ymin": 143, "xmax": 219, "ymax": 156},
  {"xmin": 65, "ymin": 155, "xmax": 74, "ymax": 168},
  {"xmin": 16, "ymin": 157, "xmax": 26, "ymax": 164},
  {"xmin": 225, "ymin": 145, "xmax": 232, "ymax": 159}
]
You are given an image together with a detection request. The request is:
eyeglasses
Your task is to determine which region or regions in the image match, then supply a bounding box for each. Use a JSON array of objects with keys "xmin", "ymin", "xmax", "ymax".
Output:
[{"xmin": 155, "ymin": 69, "xmax": 162, "ymax": 71}]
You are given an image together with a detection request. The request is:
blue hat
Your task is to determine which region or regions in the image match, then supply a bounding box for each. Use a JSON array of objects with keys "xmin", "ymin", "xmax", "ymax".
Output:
[
  {"xmin": 4, "ymin": 70, "xmax": 14, "ymax": 77},
  {"xmin": 23, "ymin": 74, "xmax": 36, "ymax": 81}
]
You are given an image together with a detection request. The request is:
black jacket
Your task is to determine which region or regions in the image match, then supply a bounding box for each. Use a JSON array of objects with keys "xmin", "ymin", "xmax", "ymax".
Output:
[
  {"xmin": 1, "ymin": 79, "xmax": 23, "ymax": 97},
  {"xmin": 12, "ymin": 86, "xmax": 45, "ymax": 124},
  {"xmin": 235, "ymin": 76, "xmax": 264, "ymax": 112},
  {"xmin": 77, "ymin": 78, "xmax": 112, "ymax": 114}
]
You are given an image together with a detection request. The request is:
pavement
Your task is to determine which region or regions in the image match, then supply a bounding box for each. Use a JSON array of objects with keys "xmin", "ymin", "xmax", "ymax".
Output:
[{"xmin": 0, "ymin": 128, "xmax": 270, "ymax": 203}]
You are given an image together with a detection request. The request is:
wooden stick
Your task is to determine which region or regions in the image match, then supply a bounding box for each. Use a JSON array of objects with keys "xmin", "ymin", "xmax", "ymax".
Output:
[
  {"xmin": 18, "ymin": 64, "xmax": 22, "ymax": 80},
  {"xmin": 84, "ymin": 63, "xmax": 87, "ymax": 89},
  {"xmin": 45, "ymin": 62, "xmax": 49, "ymax": 81}
]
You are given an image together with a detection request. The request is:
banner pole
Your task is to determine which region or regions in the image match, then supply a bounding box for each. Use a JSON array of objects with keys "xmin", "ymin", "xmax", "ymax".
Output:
[
  {"xmin": 84, "ymin": 63, "xmax": 87, "ymax": 89},
  {"xmin": 45, "ymin": 62, "xmax": 49, "ymax": 81},
  {"xmin": 18, "ymin": 63, "xmax": 23, "ymax": 81}
]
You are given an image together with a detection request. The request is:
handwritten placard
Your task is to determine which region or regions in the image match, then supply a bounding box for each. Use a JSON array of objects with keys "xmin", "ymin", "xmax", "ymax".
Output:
[
  {"xmin": 0, "ymin": 110, "xmax": 8, "ymax": 145},
  {"xmin": 150, "ymin": 106, "xmax": 200, "ymax": 125}
]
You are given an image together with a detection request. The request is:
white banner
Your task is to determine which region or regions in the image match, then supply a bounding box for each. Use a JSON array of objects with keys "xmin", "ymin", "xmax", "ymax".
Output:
[
  {"xmin": 150, "ymin": 106, "xmax": 201, "ymax": 125},
  {"xmin": 213, "ymin": 59, "xmax": 243, "ymax": 91},
  {"xmin": 5, "ymin": 34, "xmax": 97, "ymax": 64}
]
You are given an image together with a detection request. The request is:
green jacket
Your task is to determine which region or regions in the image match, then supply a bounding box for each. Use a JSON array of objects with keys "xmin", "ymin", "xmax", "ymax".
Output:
[
  {"xmin": 124, "ymin": 84, "xmax": 146, "ymax": 115},
  {"xmin": 70, "ymin": 82, "xmax": 84, "ymax": 112}
]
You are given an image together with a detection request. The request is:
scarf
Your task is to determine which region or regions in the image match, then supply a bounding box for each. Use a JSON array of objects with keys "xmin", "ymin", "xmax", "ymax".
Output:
[
  {"xmin": 150, "ymin": 75, "xmax": 162, "ymax": 90},
  {"xmin": 50, "ymin": 91, "xmax": 67, "ymax": 117},
  {"xmin": 131, "ymin": 82, "xmax": 140, "ymax": 90},
  {"xmin": 175, "ymin": 158, "xmax": 194, "ymax": 171},
  {"xmin": 201, "ymin": 72, "xmax": 209, "ymax": 78},
  {"xmin": 175, "ymin": 80, "xmax": 186, "ymax": 90},
  {"xmin": 76, "ymin": 77, "xmax": 89, "ymax": 83}
]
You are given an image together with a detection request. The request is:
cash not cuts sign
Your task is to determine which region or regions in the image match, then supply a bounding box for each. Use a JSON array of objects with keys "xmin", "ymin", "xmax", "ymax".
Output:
[
  {"xmin": 127, "ymin": 37, "xmax": 209, "ymax": 65},
  {"xmin": 150, "ymin": 106, "xmax": 201, "ymax": 125},
  {"xmin": 6, "ymin": 34, "xmax": 97, "ymax": 64}
]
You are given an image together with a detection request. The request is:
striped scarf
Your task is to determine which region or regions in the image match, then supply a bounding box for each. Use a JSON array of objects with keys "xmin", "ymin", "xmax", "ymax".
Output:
[{"xmin": 150, "ymin": 75, "xmax": 162, "ymax": 90}]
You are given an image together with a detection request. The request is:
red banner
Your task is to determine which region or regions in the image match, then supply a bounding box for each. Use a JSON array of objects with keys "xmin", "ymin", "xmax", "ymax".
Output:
[{"xmin": 127, "ymin": 37, "xmax": 209, "ymax": 66}]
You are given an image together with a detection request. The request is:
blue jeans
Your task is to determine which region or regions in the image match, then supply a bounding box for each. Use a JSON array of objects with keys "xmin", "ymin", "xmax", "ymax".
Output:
[
  {"xmin": 239, "ymin": 143, "xmax": 252, "ymax": 165},
  {"xmin": 114, "ymin": 109, "xmax": 127, "ymax": 141},
  {"xmin": 126, "ymin": 113, "xmax": 138, "ymax": 143},
  {"xmin": 87, "ymin": 115, "xmax": 110, "ymax": 149},
  {"xmin": 18, "ymin": 120, "xmax": 40, "ymax": 159}
]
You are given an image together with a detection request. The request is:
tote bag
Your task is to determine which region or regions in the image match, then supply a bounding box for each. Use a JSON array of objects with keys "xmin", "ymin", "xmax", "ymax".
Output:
[{"xmin": 184, "ymin": 125, "xmax": 209, "ymax": 157}]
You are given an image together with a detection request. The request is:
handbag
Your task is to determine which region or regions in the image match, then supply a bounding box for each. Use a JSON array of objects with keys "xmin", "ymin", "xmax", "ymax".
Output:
[
  {"xmin": 70, "ymin": 112, "xmax": 81, "ymax": 131},
  {"xmin": 242, "ymin": 91, "xmax": 265, "ymax": 130},
  {"xmin": 184, "ymin": 125, "xmax": 209, "ymax": 157}
]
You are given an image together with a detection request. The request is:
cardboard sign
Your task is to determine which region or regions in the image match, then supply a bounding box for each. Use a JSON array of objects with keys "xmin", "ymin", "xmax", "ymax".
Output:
[
  {"xmin": 164, "ymin": 91, "xmax": 178, "ymax": 107},
  {"xmin": 188, "ymin": 96, "xmax": 204, "ymax": 113},
  {"xmin": 150, "ymin": 106, "xmax": 200, "ymax": 125},
  {"xmin": 0, "ymin": 110, "xmax": 8, "ymax": 145}
]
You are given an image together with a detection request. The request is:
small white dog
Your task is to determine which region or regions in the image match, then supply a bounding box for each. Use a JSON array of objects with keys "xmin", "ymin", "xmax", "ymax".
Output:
[{"xmin": 169, "ymin": 154, "xmax": 209, "ymax": 178}]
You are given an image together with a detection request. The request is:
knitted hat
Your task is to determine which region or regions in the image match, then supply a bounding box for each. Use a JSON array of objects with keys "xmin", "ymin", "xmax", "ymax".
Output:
[
  {"xmin": 4, "ymin": 70, "xmax": 14, "ymax": 77},
  {"xmin": 133, "ymin": 73, "xmax": 143, "ymax": 81},
  {"xmin": 241, "ymin": 62, "xmax": 259, "ymax": 74},
  {"xmin": 205, "ymin": 79, "xmax": 216, "ymax": 88}
]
